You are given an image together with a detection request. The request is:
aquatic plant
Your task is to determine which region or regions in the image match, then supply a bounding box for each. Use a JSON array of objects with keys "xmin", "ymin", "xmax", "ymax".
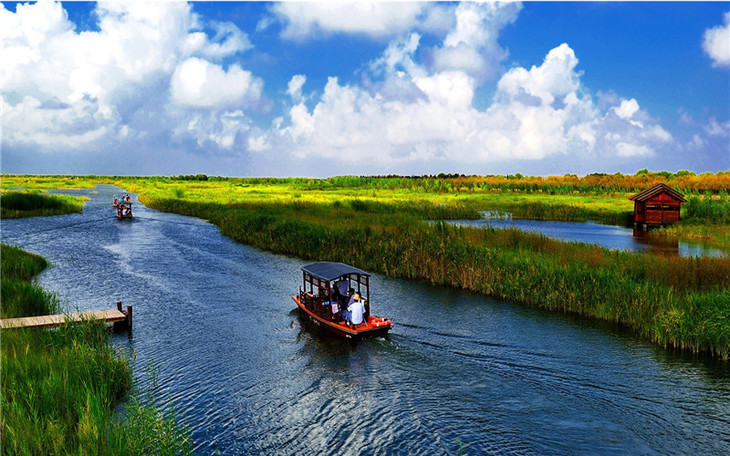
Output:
[
  {"xmin": 5, "ymin": 174, "xmax": 730, "ymax": 356},
  {"xmin": 0, "ymin": 245, "xmax": 191, "ymax": 455},
  {"xmin": 0, "ymin": 191, "xmax": 84, "ymax": 218},
  {"xmin": 137, "ymin": 193, "xmax": 730, "ymax": 358}
]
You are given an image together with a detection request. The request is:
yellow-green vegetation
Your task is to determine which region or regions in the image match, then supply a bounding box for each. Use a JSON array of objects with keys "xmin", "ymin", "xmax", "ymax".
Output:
[
  {"xmin": 2, "ymin": 175, "xmax": 99, "ymax": 190},
  {"xmin": 103, "ymin": 175, "xmax": 729, "ymax": 358},
  {"xmin": 1, "ymin": 191, "xmax": 86, "ymax": 218},
  {"xmin": 4, "ymin": 173, "xmax": 730, "ymax": 358},
  {"xmin": 0, "ymin": 244, "xmax": 191, "ymax": 455}
]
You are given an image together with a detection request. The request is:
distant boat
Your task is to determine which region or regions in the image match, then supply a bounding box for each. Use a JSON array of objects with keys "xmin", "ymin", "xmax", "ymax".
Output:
[
  {"xmin": 113, "ymin": 194, "xmax": 133, "ymax": 220},
  {"xmin": 292, "ymin": 262, "xmax": 392, "ymax": 340}
]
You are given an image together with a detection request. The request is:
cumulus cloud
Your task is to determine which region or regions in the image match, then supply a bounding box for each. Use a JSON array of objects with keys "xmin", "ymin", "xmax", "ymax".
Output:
[
  {"xmin": 431, "ymin": 1, "xmax": 521, "ymax": 81},
  {"xmin": 0, "ymin": 1, "xmax": 263, "ymax": 155},
  {"xmin": 287, "ymin": 74, "xmax": 307, "ymax": 102},
  {"xmin": 267, "ymin": 2, "xmax": 453, "ymax": 40},
  {"xmin": 703, "ymin": 12, "xmax": 730, "ymax": 68},
  {"xmin": 173, "ymin": 110, "xmax": 254, "ymax": 150},
  {"xmin": 274, "ymin": 36, "xmax": 673, "ymax": 168},
  {"xmin": 183, "ymin": 21, "xmax": 252, "ymax": 60},
  {"xmin": 170, "ymin": 58, "xmax": 263, "ymax": 108}
]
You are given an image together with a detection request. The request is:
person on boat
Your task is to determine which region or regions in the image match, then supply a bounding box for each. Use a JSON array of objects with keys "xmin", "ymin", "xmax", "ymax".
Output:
[
  {"xmin": 324, "ymin": 282, "xmax": 332, "ymax": 302},
  {"xmin": 348, "ymin": 291, "xmax": 366, "ymax": 328},
  {"xmin": 337, "ymin": 279, "xmax": 349, "ymax": 308},
  {"xmin": 341, "ymin": 288, "xmax": 353, "ymax": 323}
]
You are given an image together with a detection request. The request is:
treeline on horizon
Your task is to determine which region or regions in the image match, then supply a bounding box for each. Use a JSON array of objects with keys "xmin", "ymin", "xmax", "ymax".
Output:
[
  {"xmin": 169, "ymin": 169, "xmax": 730, "ymax": 194},
  {"xmin": 5, "ymin": 169, "xmax": 729, "ymax": 195}
]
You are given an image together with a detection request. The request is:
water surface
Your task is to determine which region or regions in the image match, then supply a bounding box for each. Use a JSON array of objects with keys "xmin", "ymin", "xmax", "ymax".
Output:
[
  {"xmin": 3, "ymin": 186, "xmax": 729, "ymax": 455},
  {"xmin": 449, "ymin": 212, "xmax": 725, "ymax": 257}
]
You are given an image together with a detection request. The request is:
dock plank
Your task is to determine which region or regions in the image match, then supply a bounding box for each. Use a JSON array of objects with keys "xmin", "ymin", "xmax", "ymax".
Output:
[{"xmin": 0, "ymin": 309, "xmax": 126, "ymax": 330}]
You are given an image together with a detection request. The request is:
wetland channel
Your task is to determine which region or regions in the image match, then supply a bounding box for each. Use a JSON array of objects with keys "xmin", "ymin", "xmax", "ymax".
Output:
[
  {"xmin": 449, "ymin": 211, "xmax": 725, "ymax": 258},
  {"xmin": 2, "ymin": 185, "xmax": 729, "ymax": 455}
]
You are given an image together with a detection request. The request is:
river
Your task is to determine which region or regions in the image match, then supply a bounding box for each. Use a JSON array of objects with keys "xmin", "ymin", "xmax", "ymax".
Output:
[
  {"xmin": 449, "ymin": 211, "xmax": 725, "ymax": 257},
  {"xmin": 2, "ymin": 185, "xmax": 729, "ymax": 455}
]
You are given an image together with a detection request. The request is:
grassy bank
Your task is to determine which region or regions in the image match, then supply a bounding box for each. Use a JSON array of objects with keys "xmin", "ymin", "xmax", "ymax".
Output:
[
  {"xmin": 135, "ymin": 191, "xmax": 729, "ymax": 358},
  {"xmin": 0, "ymin": 244, "xmax": 191, "ymax": 454},
  {"xmin": 1, "ymin": 191, "xmax": 85, "ymax": 218}
]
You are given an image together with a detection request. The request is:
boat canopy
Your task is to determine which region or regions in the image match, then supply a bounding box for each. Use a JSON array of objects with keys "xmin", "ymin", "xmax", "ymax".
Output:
[{"xmin": 301, "ymin": 262, "xmax": 370, "ymax": 282}]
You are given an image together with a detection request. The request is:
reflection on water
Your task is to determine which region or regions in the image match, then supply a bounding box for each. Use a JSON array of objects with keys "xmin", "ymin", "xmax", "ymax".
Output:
[
  {"xmin": 449, "ymin": 211, "xmax": 725, "ymax": 258},
  {"xmin": 2, "ymin": 186, "xmax": 730, "ymax": 455}
]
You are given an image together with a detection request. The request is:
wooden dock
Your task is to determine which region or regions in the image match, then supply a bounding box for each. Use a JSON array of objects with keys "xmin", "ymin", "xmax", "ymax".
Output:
[{"xmin": 0, "ymin": 302, "xmax": 132, "ymax": 331}]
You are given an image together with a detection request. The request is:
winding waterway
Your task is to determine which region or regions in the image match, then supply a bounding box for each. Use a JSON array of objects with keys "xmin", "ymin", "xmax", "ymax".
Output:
[{"xmin": 3, "ymin": 185, "xmax": 729, "ymax": 455}]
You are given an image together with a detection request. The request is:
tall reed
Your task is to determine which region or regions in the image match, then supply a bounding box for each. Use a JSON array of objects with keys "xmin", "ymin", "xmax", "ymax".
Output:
[
  {"xmin": 143, "ymin": 197, "xmax": 730, "ymax": 358},
  {"xmin": 1, "ymin": 244, "xmax": 191, "ymax": 455},
  {"xmin": 0, "ymin": 191, "xmax": 84, "ymax": 218}
]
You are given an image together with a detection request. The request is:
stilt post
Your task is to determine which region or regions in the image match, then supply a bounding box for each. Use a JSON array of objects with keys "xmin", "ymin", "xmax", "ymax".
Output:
[{"xmin": 126, "ymin": 305, "xmax": 133, "ymax": 331}]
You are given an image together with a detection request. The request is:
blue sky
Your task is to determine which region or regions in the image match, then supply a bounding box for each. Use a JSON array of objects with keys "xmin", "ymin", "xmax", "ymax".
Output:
[{"xmin": 1, "ymin": 1, "xmax": 728, "ymax": 177}]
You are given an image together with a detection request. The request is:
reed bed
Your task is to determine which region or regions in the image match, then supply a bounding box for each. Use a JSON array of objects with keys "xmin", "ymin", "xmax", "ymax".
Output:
[
  {"xmin": 0, "ymin": 245, "xmax": 191, "ymax": 455},
  {"xmin": 142, "ymin": 195, "xmax": 730, "ymax": 358},
  {"xmin": 5, "ymin": 174, "xmax": 729, "ymax": 356},
  {"xmin": 1, "ymin": 191, "xmax": 85, "ymax": 218}
]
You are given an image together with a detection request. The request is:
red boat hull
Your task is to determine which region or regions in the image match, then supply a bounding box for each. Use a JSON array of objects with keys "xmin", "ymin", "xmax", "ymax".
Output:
[{"xmin": 292, "ymin": 296, "xmax": 392, "ymax": 340}]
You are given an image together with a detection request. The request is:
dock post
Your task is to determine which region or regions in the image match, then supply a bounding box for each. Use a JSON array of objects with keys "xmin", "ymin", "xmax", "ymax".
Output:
[
  {"xmin": 117, "ymin": 301, "xmax": 123, "ymax": 312},
  {"xmin": 126, "ymin": 305, "xmax": 133, "ymax": 331}
]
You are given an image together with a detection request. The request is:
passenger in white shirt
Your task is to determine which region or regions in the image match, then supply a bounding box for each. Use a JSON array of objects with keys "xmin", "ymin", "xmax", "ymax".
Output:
[{"xmin": 348, "ymin": 292, "xmax": 365, "ymax": 327}]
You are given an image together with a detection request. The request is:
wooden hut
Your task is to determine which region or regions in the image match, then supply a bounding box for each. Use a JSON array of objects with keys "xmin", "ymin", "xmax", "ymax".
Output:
[{"xmin": 629, "ymin": 183, "xmax": 686, "ymax": 229}]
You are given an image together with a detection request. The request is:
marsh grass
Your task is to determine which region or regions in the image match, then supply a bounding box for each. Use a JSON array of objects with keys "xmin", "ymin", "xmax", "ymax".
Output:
[
  {"xmin": 5, "ymin": 175, "xmax": 730, "ymax": 356},
  {"xmin": 143, "ymin": 195, "xmax": 730, "ymax": 358},
  {"xmin": 1, "ymin": 244, "xmax": 58, "ymax": 319},
  {"xmin": 0, "ymin": 191, "xmax": 84, "ymax": 218},
  {"xmin": 1, "ymin": 245, "xmax": 191, "ymax": 455}
]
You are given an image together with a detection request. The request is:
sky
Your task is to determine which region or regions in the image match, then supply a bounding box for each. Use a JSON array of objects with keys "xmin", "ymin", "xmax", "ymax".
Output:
[{"xmin": 1, "ymin": 1, "xmax": 729, "ymax": 178}]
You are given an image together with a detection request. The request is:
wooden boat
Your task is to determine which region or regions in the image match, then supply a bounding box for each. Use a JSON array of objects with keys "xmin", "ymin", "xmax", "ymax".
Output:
[
  {"xmin": 292, "ymin": 262, "xmax": 392, "ymax": 340},
  {"xmin": 114, "ymin": 194, "xmax": 133, "ymax": 220}
]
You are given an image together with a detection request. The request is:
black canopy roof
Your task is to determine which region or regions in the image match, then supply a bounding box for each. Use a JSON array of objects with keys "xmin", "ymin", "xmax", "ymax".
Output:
[{"xmin": 301, "ymin": 262, "xmax": 370, "ymax": 282}]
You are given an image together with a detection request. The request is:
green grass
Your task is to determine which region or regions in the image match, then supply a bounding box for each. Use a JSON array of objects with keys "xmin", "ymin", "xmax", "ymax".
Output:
[
  {"xmin": 0, "ymin": 244, "xmax": 191, "ymax": 455},
  {"xmin": 1, "ymin": 191, "xmax": 85, "ymax": 218},
  {"xmin": 1, "ymin": 244, "xmax": 58, "ymax": 319},
  {"xmin": 137, "ymin": 192, "xmax": 730, "ymax": 357}
]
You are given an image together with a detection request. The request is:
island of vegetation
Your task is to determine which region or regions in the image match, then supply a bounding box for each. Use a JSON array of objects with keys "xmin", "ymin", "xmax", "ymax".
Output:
[
  {"xmin": 0, "ymin": 191, "xmax": 85, "ymax": 219},
  {"xmin": 3, "ymin": 172, "xmax": 729, "ymax": 360},
  {"xmin": 0, "ymin": 192, "xmax": 190, "ymax": 455}
]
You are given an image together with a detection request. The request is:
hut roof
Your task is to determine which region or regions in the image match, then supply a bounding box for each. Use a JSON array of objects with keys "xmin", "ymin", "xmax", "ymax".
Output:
[{"xmin": 629, "ymin": 183, "xmax": 686, "ymax": 203}]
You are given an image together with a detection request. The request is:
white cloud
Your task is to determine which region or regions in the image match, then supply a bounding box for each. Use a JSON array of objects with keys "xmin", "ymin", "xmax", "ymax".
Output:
[
  {"xmin": 174, "ymin": 110, "xmax": 252, "ymax": 150},
  {"xmin": 431, "ymin": 1, "xmax": 521, "ymax": 81},
  {"xmin": 183, "ymin": 21, "xmax": 252, "ymax": 60},
  {"xmin": 614, "ymin": 98, "xmax": 639, "ymax": 120},
  {"xmin": 1, "ymin": 95, "xmax": 111, "ymax": 148},
  {"xmin": 616, "ymin": 142, "xmax": 653, "ymax": 158},
  {"xmin": 705, "ymin": 117, "xmax": 730, "ymax": 137},
  {"xmin": 269, "ymin": 2, "xmax": 453, "ymax": 40},
  {"xmin": 170, "ymin": 58, "xmax": 263, "ymax": 108},
  {"xmin": 274, "ymin": 36, "xmax": 674, "ymax": 168},
  {"xmin": 703, "ymin": 12, "xmax": 730, "ymax": 68},
  {"xmin": 1, "ymin": 1, "xmax": 262, "ymax": 154},
  {"xmin": 287, "ymin": 74, "xmax": 307, "ymax": 102}
]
